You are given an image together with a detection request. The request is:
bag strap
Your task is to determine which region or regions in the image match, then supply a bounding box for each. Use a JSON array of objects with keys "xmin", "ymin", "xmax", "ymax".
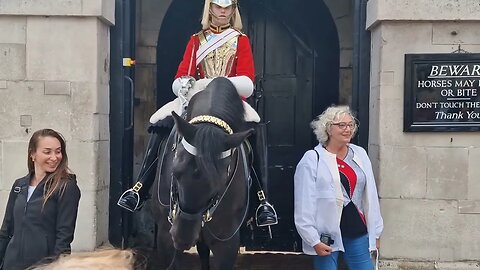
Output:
[
  {"xmin": 313, "ymin": 149, "xmax": 320, "ymax": 181},
  {"xmin": 3, "ymin": 185, "xmax": 22, "ymax": 237},
  {"xmin": 12, "ymin": 185, "xmax": 22, "ymax": 202}
]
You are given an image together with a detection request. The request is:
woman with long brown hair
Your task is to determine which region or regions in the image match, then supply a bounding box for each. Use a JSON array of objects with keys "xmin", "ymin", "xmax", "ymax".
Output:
[{"xmin": 0, "ymin": 129, "xmax": 81, "ymax": 270}]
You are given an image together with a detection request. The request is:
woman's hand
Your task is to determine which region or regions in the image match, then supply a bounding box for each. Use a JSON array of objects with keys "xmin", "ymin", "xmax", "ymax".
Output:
[
  {"xmin": 376, "ymin": 238, "xmax": 380, "ymax": 250},
  {"xmin": 313, "ymin": 242, "xmax": 332, "ymax": 256}
]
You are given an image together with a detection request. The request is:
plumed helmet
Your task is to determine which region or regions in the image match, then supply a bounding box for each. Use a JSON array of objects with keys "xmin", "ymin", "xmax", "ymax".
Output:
[
  {"xmin": 201, "ymin": 0, "xmax": 242, "ymax": 30},
  {"xmin": 211, "ymin": 0, "xmax": 237, "ymax": 8}
]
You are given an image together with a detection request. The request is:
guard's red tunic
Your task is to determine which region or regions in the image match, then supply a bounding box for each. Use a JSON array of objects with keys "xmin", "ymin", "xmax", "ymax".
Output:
[{"xmin": 175, "ymin": 30, "xmax": 255, "ymax": 82}]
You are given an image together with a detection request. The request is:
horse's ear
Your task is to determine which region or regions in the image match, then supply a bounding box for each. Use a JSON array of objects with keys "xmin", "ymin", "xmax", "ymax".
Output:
[
  {"xmin": 172, "ymin": 111, "xmax": 196, "ymax": 141},
  {"xmin": 224, "ymin": 128, "xmax": 254, "ymax": 149}
]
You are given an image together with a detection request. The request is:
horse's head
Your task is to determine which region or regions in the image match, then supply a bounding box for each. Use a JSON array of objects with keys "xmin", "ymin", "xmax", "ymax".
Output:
[{"xmin": 169, "ymin": 111, "xmax": 253, "ymax": 250}]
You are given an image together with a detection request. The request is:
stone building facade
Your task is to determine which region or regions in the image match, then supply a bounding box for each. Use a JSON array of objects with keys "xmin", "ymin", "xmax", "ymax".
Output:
[
  {"xmin": 367, "ymin": 0, "xmax": 480, "ymax": 268},
  {"xmin": 0, "ymin": 0, "xmax": 114, "ymax": 250}
]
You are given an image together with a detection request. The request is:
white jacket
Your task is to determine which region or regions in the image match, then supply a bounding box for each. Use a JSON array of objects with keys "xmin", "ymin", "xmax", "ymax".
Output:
[{"xmin": 294, "ymin": 143, "xmax": 383, "ymax": 255}]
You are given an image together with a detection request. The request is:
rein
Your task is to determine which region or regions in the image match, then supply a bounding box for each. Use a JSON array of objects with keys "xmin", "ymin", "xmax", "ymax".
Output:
[
  {"xmin": 169, "ymin": 148, "xmax": 239, "ymax": 225},
  {"xmin": 157, "ymin": 113, "xmax": 249, "ymax": 242},
  {"xmin": 168, "ymin": 114, "xmax": 237, "ymax": 225},
  {"xmin": 156, "ymin": 128, "xmax": 177, "ymax": 208},
  {"xmin": 205, "ymin": 144, "xmax": 250, "ymax": 242}
]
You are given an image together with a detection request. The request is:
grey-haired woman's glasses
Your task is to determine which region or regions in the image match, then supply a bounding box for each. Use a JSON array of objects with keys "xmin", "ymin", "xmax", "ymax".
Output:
[{"xmin": 331, "ymin": 122, "xmax": 356, "ymax": 130}]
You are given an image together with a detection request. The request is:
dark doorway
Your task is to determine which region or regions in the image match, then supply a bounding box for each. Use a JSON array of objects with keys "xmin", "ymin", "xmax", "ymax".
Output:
[
  {"xmin": 155, "ymin": 0, "xmax": 339, "ymax": 251},
  {"xmin": 241, "ymin": 0, "xmax": 339, "ymax": 251}
]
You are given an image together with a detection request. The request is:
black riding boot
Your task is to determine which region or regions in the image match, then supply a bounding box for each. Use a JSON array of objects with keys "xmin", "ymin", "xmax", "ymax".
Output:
[
  {"xmin": 117, "ymin": 124, "xmax": 170, "ymax": 212},
  {"xmin": 253, "ymin": 123, "xmax": 278, "ymax": 227}
]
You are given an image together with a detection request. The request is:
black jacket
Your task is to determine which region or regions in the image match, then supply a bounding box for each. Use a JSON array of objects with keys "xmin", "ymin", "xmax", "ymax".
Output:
[{"xmin": 0, "ymin": 174, "xmax": 81, "ymax": 270}]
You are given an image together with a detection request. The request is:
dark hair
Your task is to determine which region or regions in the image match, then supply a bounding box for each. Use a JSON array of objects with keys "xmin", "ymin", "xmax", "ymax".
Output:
[{"xmin": 27, "ymin": 129, "xmax": 72, "ymax": 206}]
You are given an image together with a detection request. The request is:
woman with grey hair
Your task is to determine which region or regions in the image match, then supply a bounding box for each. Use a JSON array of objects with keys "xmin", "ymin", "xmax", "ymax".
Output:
[{"xmin": 294, "ymin": 105, "xmax": 383, "ymax": 270}]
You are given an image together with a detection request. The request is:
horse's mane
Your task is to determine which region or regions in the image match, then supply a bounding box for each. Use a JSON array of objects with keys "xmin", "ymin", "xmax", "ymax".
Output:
[
  {"xmin": 188, "ymin": 77, "xmax": 245, "ymax": 130},
  {"xmin": 188, "ymin": 77, "xmax": 246, "ymax": 179}
]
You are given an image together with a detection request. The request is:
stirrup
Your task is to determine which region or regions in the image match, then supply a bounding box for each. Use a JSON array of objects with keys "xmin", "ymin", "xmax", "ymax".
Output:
[
  {"xmin": 117, "ymin": 189, "xmax": 140, "ymax": 212},
  {"xmin": 255, "ymin": 201, "xmax": 278, "ymax": 227},
  {"xmin": 257, "ymin": 190, "xmax": 266, "ymax": 201},
  {"xmin": 117, "ymin": 182, "xmax": 143, "ymax": 212}
]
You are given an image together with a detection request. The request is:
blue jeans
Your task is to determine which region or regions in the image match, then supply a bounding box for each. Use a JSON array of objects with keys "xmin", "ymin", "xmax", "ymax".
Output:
[{"xmin": 313, "ymin": 234, "xmax": 373, "ymax": 270}]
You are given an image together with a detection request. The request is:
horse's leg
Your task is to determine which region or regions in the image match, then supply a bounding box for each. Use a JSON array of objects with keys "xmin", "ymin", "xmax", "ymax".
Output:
[
  {"xmin": 209, "ymin": 234, "xmax": 240, "ymax": 270},
  {"xmin": 151, "ymin": 128, "xmax": 180, "ymax": 269},
  {"xmin": 155, "ymin": 219, "xmax": 180, "ymax": 270},
  {"xmin": 196, "ymin": 241, "xmax": 210, "ymax": 270}
]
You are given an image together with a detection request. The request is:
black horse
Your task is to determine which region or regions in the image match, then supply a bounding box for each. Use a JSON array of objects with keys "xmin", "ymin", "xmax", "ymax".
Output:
[{"xmin": 151, "ymin": 77, "xmax": 254, "ymax": 270}]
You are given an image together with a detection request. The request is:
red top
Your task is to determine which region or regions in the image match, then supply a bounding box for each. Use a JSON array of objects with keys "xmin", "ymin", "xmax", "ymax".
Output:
[
  {"xmin": 175, "ymin": 32, "xmax": 255, "ymax": 82},
  {"xmin": 337, "ymin": 158, "xmax": 357, "ymax": 198}
]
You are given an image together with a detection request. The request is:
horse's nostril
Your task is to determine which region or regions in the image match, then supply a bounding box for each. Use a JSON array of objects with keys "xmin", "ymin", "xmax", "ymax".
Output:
[{"xmin": 173, "ymin": 240, "xmax": 193, "ymax": 251}]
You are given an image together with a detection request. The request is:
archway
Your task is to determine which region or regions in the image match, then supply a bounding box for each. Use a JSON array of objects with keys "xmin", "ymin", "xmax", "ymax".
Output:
[{"xmin": 155, "ymin": 0, "xmax": 339, "ymax": 251}]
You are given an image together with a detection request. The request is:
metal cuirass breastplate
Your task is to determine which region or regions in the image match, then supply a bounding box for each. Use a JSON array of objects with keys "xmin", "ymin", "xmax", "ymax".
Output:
[{"xmin": 199, "ymin": 30, "xmax": 238, "ymax": 78}]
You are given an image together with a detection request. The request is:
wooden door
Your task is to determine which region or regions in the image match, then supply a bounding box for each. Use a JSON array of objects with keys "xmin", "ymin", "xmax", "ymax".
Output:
[{"xmin": 243, "ymin": 3, "xmax": 314, "ymax": 251}]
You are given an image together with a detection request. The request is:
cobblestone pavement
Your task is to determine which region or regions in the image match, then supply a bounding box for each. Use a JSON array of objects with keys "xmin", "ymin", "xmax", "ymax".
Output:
[
  {"xmin": 182, "ymin": 253, "xmax": 313, "ymax": 270},
  {"xmin": 144, "ymin": 252, "xmax": 314, "ymax": 270}
]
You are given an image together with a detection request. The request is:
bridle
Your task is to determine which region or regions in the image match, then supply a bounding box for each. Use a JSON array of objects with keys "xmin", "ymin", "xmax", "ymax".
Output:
[
  {"xmin": 168, "ymin": 115, "xmax": 238, "ymax": 226},
  {"xmin": 168, "ymin": 149, "xmax": 239, "ymax": 226}
]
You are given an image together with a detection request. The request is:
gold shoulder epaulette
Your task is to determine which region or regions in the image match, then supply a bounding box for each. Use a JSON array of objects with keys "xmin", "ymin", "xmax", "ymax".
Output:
[{"xmin": 234, "ymin": 28, "xmax": 246, "ymax": 36}]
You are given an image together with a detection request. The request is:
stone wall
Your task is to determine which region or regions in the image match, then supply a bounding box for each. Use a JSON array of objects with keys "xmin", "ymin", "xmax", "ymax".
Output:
[
  {"xmin": 133, "ymin": 0, "xmax": 170, "ymax": 176},
  {"xmin": 324, "ymin": 0, "xmax": 354, "ymax": 105},
  {"xmin": 367, "ymin": 0, "xmax": 480, "ymax": 266},
  {"xmin": 0, "ymin": 0, "xmax": 114, "ymax": 250}
]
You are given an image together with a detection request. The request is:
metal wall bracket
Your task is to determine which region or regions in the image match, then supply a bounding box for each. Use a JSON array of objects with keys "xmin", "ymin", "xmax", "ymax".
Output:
[{"xmin": 452, "ymin": 44, "xmax": 470, "ymax": 54}]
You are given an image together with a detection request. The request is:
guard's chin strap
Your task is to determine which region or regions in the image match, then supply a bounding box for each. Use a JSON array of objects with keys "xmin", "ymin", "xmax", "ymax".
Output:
[{"xmin": 181, "ymin": 138, "xmax": 231, "ymax": 159}]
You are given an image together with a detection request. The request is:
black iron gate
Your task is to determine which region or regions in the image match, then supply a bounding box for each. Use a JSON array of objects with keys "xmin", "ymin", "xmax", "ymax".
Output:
[{"xmin": 109, "ymin": 0, "xmax": 136, "ymax": 247}]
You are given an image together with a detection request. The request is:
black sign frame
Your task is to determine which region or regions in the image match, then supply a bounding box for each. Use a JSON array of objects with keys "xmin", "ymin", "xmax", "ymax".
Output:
[{"xmin": 404, "ymin": 53, "xmax": 480, "ymax": 132}]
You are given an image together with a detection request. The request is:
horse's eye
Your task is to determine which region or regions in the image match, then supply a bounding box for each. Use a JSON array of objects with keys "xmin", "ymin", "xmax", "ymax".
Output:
[{"xmin": 192, "ymin": 168, "xmax": 201, "ymax": 179}]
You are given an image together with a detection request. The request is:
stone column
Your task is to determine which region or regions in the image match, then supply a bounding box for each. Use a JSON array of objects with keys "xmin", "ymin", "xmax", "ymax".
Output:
[
  {"xmin": 367, "ymin": 0, "xmax": 480, "ymax": 267},
  {"xmin": 0, "ymin": 0, "xmax": 114, "ymax": 250}
]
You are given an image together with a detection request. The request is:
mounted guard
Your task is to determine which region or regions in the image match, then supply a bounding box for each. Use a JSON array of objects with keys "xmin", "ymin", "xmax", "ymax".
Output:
[{"xmin": 117, "ymin": 0, "xmax": 278, "ymax": 228}]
